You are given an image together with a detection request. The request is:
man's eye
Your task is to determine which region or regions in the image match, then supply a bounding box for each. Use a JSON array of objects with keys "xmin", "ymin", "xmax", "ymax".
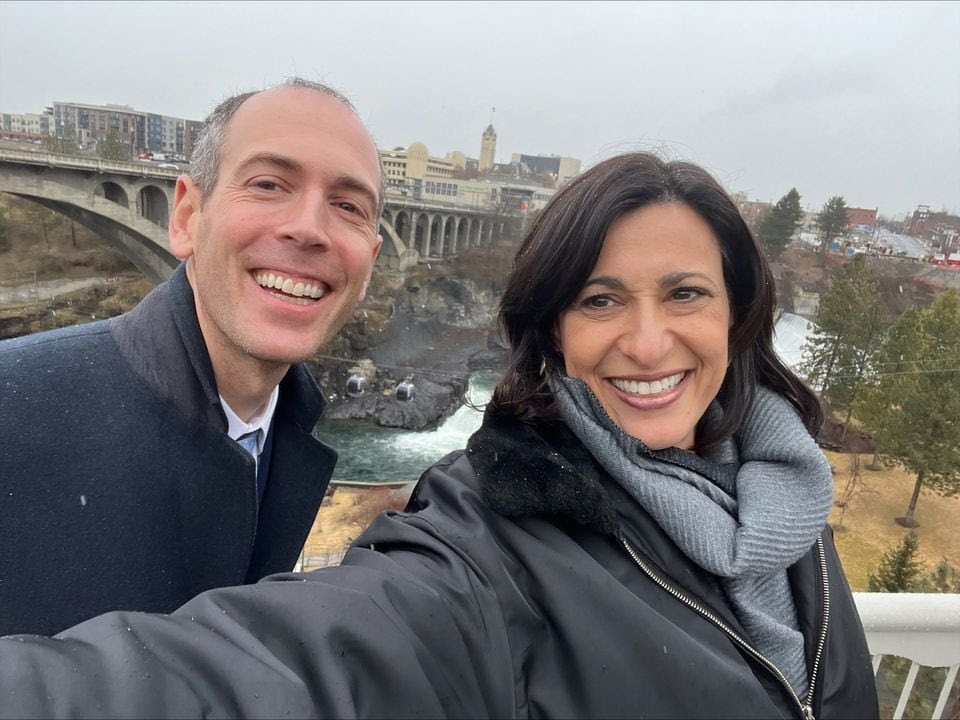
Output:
[
  {"xmin": 253, "ymin": 181, "xmax": 280, "ymax": 191},
  {"xmin": 337, "ymin": 201, "xmax": 374, "ymax": 221}
]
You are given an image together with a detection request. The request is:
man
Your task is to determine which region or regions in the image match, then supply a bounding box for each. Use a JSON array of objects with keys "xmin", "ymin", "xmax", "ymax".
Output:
[{"xmin": 0, "ymin": 78, "xmax": 383, "ymax": 636}]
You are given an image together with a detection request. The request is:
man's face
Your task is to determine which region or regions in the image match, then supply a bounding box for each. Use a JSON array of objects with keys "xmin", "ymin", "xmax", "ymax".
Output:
[{"xmin": 169, "ymin": 87, "xmax": 382, "ymax": 375}]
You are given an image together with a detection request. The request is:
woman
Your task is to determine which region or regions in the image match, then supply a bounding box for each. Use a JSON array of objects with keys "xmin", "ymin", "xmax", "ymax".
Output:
[
  {"xmin": 466, "ymin": 152, "xmax": 877, "ymax": 717},
  {"xmin": 0, "ymin": 153, "xmax": 877, "ymax": 719}
]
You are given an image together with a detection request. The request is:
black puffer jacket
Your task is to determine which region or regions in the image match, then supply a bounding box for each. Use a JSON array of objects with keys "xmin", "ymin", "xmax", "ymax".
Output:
[{"xmin": 0, "ymin": 414, "xmax": 877, "ymax": 719}]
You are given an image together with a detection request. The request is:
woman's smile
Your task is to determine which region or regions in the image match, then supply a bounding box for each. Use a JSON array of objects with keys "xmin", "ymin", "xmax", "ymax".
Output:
[{"xmin": 607, "ymin": 370, "xmax": 689, "ymax": 410}]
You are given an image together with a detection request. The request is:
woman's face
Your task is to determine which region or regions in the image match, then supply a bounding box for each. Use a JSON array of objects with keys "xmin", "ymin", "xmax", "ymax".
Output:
[{"xmin": 557, "ymin": 203, "xmax": 731, "ymax": 451}]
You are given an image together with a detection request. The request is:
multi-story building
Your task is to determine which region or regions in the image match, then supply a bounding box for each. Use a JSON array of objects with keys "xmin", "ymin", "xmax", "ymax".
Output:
[
  {"xmin": 52, "ymin": 102, "xmax": 145, "ymax": 157},
  {"xmin": 908, "ymin": 205, "xmax": 960, "ymax": 254},
  {"xmin": 846, "ymin": 207, "xmax": 878, "ymax": 234},
  {"xmin": 0, "ymin": 111, "xmax": 56, "ymax": 141},
  {"xmin": 380, "ymin": 142, "xmax": 458, "ymax": 190},
  {"xmin": 51, "ymin": 101, "xmax": 204, "ymax": 160}
]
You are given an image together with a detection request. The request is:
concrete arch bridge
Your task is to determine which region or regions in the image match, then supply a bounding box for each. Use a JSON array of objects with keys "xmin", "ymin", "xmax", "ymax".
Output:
[{"xmin": 0, "ymin": 149, "xmax": 512, "ymax": 284}]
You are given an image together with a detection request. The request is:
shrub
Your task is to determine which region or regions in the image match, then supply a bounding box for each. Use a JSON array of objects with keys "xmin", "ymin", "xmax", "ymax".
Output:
[{"xmin": 867, "ymin": 532, "xmax": 923, "ymax": 592}]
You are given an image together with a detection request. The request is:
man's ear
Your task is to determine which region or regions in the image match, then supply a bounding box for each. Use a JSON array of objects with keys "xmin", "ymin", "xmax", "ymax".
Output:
[
  {"xmin": 358, "ymin": 234, "xmax": 383, "ymax": 302},
  {"xmin": 168, "ymin": 176, "xmax": 201, "ymax": 259}
]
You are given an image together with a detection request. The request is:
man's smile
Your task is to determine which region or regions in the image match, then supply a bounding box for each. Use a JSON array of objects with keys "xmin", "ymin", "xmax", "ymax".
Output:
[{"xmin": 253, "ymin": 271, "xmax": 328, "ymax": 305}]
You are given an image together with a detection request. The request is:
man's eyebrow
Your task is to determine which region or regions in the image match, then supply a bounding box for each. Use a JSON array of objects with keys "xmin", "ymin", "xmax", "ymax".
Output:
[
  {"xmin": 331, "ymin": 175, "xmax": 379, "ymax": 212},
  {"xmin": 234, "ymin": 152, "xmax": 303, "ymax": 176}
]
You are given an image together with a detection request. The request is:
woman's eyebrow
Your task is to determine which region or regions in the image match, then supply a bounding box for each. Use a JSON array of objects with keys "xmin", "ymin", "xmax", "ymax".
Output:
[
  {"xmin": 582, "ymin": 275, "xmax": 626, "ymax": 290},
  {"xmin": 659, "ymin": 271, "xmax": 719, "ymax": 288}
]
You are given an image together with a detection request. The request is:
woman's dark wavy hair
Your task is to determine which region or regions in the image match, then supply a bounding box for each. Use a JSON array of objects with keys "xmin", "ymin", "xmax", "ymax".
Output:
[{"xmin": 488, "ymin": 152, "xmax": 822, "ymax": 450}]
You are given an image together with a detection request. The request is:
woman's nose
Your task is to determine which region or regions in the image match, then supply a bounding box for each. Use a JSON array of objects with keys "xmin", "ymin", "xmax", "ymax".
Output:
[{"xmin": 616, "ymin": 304, "xmax": 675, "ymax": 368}]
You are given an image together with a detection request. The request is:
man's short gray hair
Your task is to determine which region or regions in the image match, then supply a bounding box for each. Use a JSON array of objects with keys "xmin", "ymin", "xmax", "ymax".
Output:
[{"xmin": 189, "ymin": 77, "xmax": 385, "ymax": 220}]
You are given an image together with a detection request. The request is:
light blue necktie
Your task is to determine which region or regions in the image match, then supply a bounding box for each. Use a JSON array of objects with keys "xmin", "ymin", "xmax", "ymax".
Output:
[{"xmin": 237, "ymin": 431, "xmax": 259, "ymax": 459}]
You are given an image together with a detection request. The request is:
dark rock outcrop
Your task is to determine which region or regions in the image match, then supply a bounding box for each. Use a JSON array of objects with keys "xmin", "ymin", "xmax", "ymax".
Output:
[{"xmin": 323, "ymin": 376, "xmax": 467, "ymax": 431}]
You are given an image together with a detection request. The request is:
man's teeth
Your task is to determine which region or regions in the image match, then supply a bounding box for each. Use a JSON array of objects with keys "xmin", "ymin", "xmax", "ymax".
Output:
[
  {"xmin": 254, "ymin": 272, "xmax": 325, "ymax": 300},
  {"xmin": 612, "ymin": 372, "xmax": 685, "ymax": 396}
]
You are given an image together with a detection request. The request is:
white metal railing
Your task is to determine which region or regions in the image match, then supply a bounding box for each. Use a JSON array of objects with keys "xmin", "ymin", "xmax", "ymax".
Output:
[
  {"xmin": 854, "ymin": 592, "xmax": 960, "ymax": 719},
  {"xmin": 0, "ymin": 148, "xmax": 178, "ymax": 178}
]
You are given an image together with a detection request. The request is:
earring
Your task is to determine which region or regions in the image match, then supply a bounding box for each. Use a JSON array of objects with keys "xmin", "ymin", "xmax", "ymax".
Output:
[{"xmin": 539, "ymin": 357, "xmax": 547, "ymax": 378}]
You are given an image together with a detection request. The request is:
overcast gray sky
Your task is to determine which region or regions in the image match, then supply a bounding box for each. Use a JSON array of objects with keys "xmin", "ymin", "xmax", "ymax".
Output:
[{"xmin": 1, "ymin": 0, "xmax": 957, "ymax": 218}]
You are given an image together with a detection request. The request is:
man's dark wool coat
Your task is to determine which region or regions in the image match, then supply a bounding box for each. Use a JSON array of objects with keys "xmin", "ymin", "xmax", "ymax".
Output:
[{"xmin": 0, "ymin": 263, "xmax": 336, "ymax": 636}]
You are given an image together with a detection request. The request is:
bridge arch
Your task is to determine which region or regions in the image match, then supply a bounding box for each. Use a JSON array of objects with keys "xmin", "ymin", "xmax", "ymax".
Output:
[
  {"xmin": 137, "ymin": 185, "xmax": 169, "ymax": 227},
  {"xmin": 394, "ymin": 211, "xmax": 411, "ymax": 245},
  {"xmin": 0, "ymin": 161, "xmax": 177, "ymax": 283},
  {"xmin": 414, "ymin": 213, "xmax": 430, "ymax": 257},
  {"xmin": 430, "ymin": 215, "xmax": 443, "ymax": 256},
  {"xmin": 457, "ymin": 217, "xmax": 469, "ymax": 249},
  {"xmin": 95, "ymin": 181, "xmax": 129, "ymax": 208},
  {"xmin": 441, "ymin": 216, "xmax": 454, "ymax": 255},
  {"xmin": 467, "ymin": 218, "xmax": 477, "ymax": 247},
  {"xmin": 375, "ymin": 215, "xmax": 418, "ymax": 271},
  {"xmin": 4, "ymin": 190, "xmax": 177, "ymax": 284}
]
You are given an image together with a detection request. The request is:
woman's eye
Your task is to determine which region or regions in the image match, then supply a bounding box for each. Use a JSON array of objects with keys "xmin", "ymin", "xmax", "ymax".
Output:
[
  {"xmin": 671, "ymin": 287, "xmax": 707, "ymax": 302},
  {"xmin": 582, "ymin": 294, "xmax": 614, "ymax": 309}
]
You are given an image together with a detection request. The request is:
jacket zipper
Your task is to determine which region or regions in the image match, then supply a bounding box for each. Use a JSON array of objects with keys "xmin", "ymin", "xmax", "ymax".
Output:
[{"xmin": 619, "ymin": 535, "xmax": 830, "ymax": 720}]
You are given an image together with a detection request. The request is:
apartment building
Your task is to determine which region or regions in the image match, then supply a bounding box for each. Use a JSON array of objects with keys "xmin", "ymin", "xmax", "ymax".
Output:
[{"xmin": 50, "ymin": 101, "xmax": 204, "ymax": 160}]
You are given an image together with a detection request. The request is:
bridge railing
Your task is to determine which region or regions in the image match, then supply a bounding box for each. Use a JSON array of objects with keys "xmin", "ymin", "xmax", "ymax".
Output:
[
  {"xmin": 0, "ymin": 148, "xmax": 179, "ymax": 179},
  {"xmin": 854, "ymin": 592, "xmax": 960, "ymax": 719},
  {"xmin": 383, "ymin": 190, "xmax": 499, "ymax": 214}
]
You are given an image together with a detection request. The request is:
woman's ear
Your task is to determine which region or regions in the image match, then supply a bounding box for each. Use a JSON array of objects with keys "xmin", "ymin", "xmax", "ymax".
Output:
[{"xmin": 546, "ymin": 323, "xmax": 565, "ymax": 374}]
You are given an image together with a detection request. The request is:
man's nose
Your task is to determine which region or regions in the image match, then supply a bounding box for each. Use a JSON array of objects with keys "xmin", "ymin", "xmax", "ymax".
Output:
[
  {"xmin": 616, "ymin": 303, "xmax": 675, "ymax": 368},
  {"xmin": 280, "ymin": 192, "xmax": 332, "ymax": 248}
]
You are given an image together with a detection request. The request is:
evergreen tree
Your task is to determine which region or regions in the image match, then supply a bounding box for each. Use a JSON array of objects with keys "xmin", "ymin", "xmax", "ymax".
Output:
[
  {"xmin": 801, "ymin": 255, "xmax": 887, "ymax": 433},
  {"xmin": 858, "ymin": 290, "xmax": 960, "ymax": 526},
  {"xmin": 755, "ymin": 188, "xmax": 803, "ymax": 258},
  {"xmin": 815, "ymin": 195, "xmax": 848, "ymax": 256},
  {"xmin": 867, "ymin": 532, "xmax": 923, "ymax": 592},
  {"xmin": 914, "ymin": 558, "xmax": 960, "ymax": 593},
  {"xmin": 96, "ymin": 132, "xmax": 130, "ymax": 161}
]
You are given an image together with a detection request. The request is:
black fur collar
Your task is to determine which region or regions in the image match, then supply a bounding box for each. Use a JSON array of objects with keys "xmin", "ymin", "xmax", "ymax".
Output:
[{"xmin": 466, "ymin": 413, "xmax": 620, "ymax": 537}]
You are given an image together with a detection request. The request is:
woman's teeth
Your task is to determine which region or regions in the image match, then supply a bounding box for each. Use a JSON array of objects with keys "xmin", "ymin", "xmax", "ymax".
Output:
[
  {"xmin": 611, "ymin": 372, "xmax": 684, "ymax": 396},
  {"xmin": 254, "ymin": 272, "xmax": 326, "ymax": 305}
]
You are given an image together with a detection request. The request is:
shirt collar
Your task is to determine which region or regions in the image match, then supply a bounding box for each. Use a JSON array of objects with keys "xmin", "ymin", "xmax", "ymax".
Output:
[{"xmin": 219, "ymin": 384, "xmax": 280, "ymax": 456}]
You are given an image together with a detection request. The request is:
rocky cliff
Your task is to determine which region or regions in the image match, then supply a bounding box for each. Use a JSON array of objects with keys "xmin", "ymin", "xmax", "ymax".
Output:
[{"xmin": 311, "ymin": 247, "xmax": 514, "ymax": 430}]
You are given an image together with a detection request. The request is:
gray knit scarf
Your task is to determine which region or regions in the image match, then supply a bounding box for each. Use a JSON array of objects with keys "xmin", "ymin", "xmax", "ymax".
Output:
[{"xmin": 549, "ymin": 375, "xmax": 834, "ymax": 697}]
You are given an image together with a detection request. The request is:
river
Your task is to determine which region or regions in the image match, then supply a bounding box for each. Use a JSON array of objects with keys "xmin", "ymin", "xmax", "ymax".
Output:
[
  {"xmin": 317, "ymin": 314, "xmax": 814, "ymax": 486},
  {"xmin": 313, "ymin": 370, "xmax": 500, "ymax": 486}
]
